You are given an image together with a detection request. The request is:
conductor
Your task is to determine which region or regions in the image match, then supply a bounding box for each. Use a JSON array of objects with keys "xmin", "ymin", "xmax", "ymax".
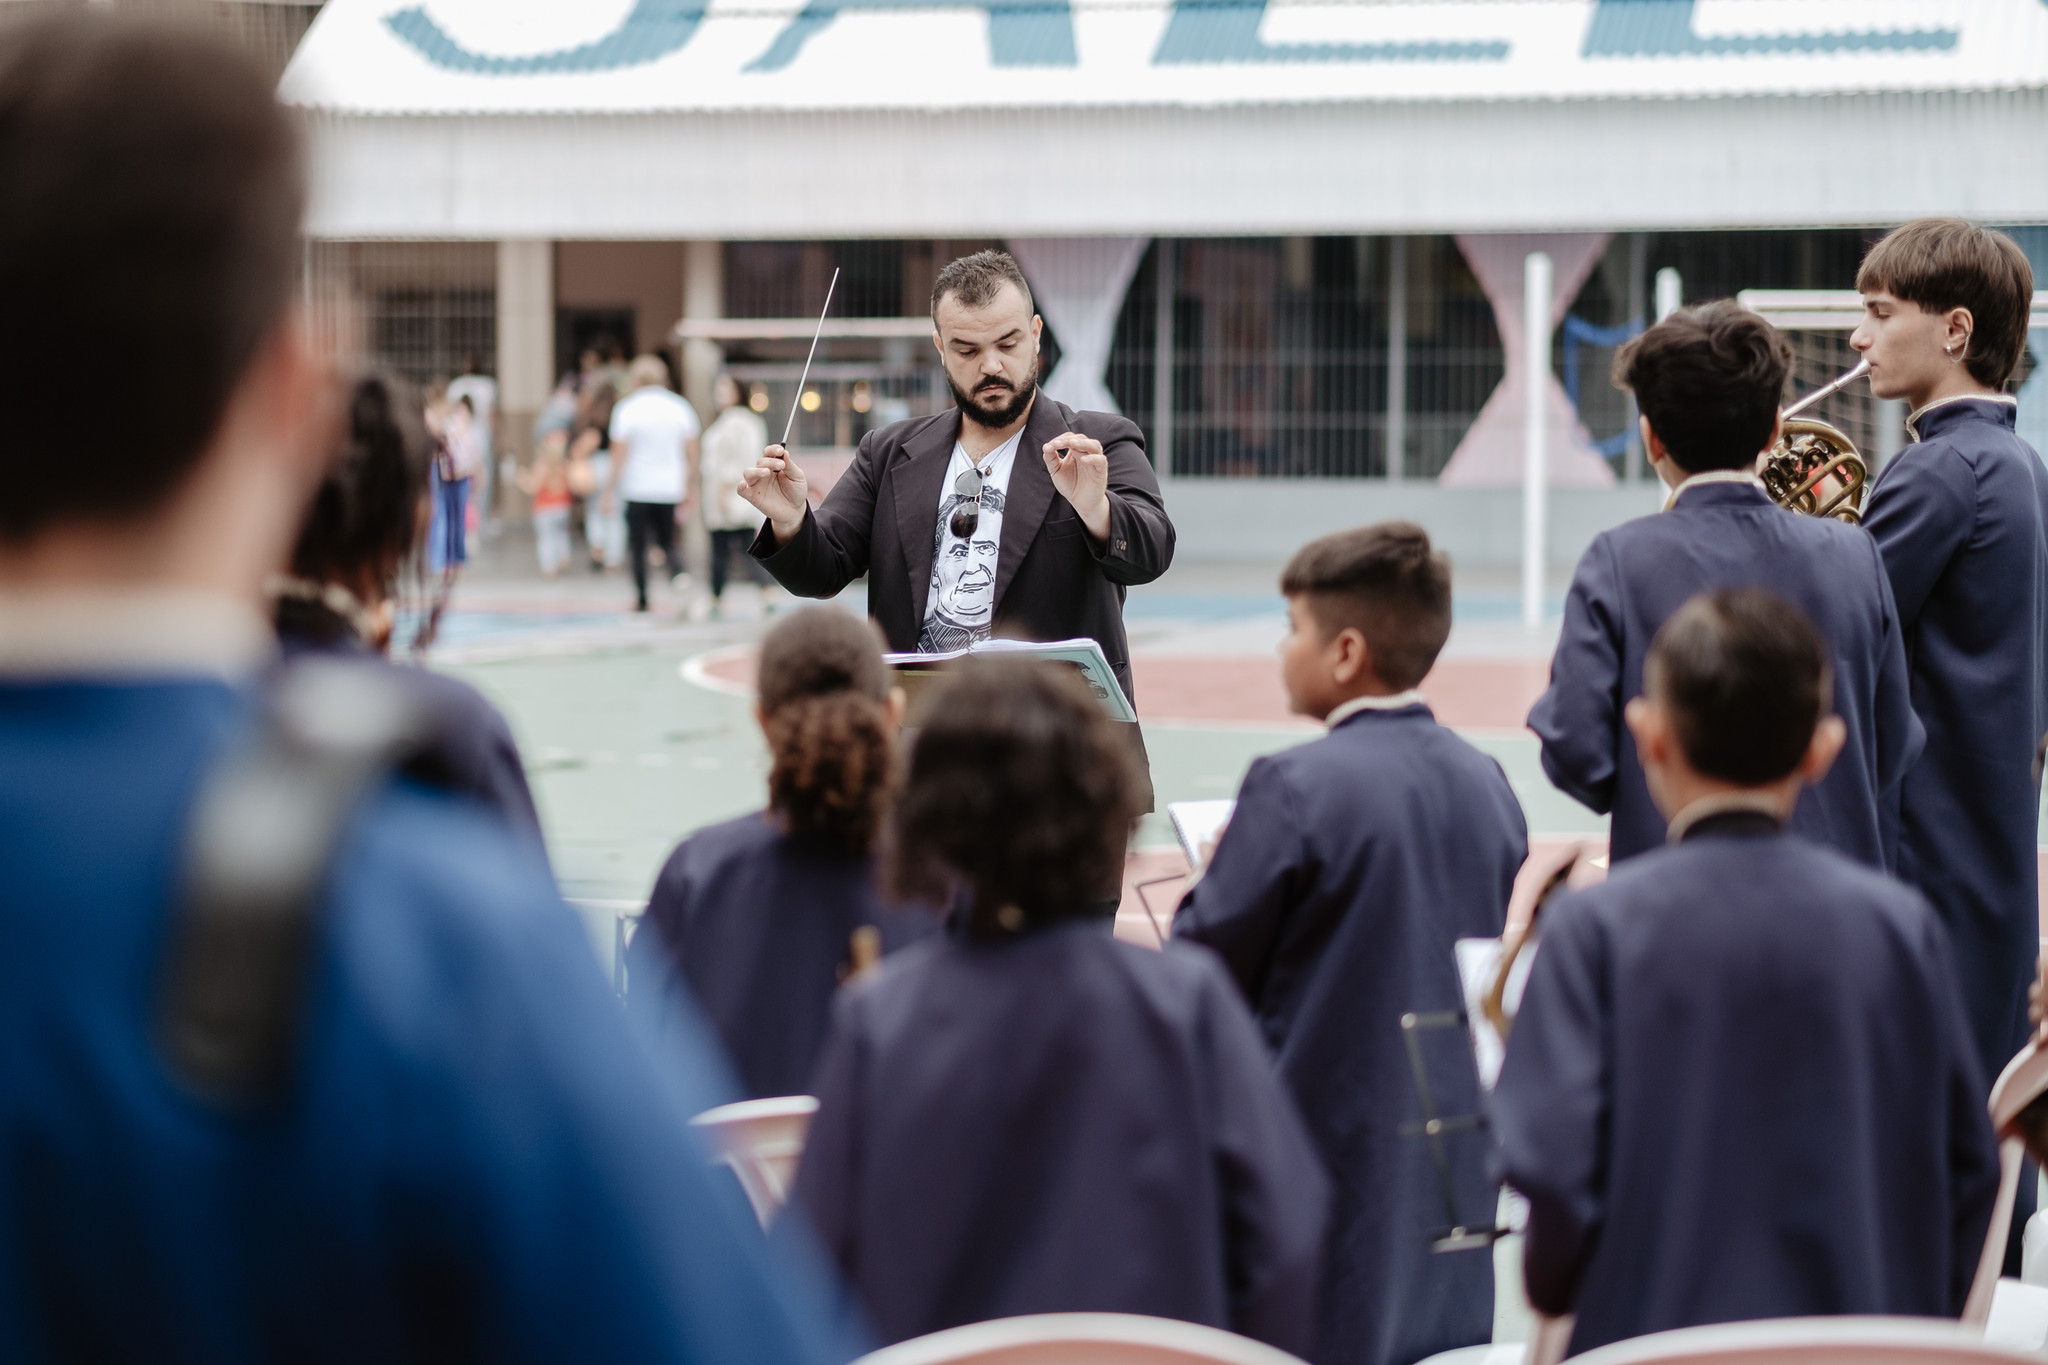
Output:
[{"xmin": 740, "ymin": 249, "xmax": 1175, "ymax": 800}]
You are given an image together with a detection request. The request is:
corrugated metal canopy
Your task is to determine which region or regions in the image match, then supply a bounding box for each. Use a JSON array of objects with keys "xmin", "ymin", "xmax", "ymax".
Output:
[{"xmin": 285, "ymin": 0, "xmax": 2048, "ymax": 237}]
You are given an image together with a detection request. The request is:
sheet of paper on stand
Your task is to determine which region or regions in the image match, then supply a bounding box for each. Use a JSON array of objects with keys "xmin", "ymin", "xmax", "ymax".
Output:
[
  {"xmin": 884, "ymin": 637, "xmax": 1136, "ymax": 722},
  {"xmin": 1455, "ymin": 937, "xmax": 1538, "ymax": 1092},
  {"xmin": 1167, "ymin": 800, "xmax": 1235, "ymax": 872}
]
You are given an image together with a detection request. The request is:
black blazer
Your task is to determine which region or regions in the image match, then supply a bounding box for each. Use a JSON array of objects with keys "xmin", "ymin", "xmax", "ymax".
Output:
[{"xmin": 749, "ymin": 397, "xmax": 1174, "ymax": 705}]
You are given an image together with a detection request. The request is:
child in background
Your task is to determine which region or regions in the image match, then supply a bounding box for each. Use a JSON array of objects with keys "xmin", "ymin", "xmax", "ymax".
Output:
[
  {"xmin": 519, "ymin": 440, "xmax": 574, "ymax": 578},
  {"xmin": 1175, "ymin": 522, "xmax": 1526, "ymax": 1365},
  {"xmin": 1494, "ymin": 589, "xmax": 1997, "ymax": 1354},
  {"xmin": 627, "ymin": 606, "xmax": 934, "ymax": 1099},
  {"xmin": 796, "ymin": 660, "xmax": 1328, "ymax": 1355}
]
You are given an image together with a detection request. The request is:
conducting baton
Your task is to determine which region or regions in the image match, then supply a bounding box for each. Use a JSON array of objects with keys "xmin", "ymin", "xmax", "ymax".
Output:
[{"xmin": 781, "ymin": 267, "xmax": 841, "ymax": 448}]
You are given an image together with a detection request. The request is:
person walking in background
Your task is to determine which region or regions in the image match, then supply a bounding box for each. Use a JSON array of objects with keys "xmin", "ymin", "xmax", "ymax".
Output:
[
  {"xmin": 519, "ymin": 435, "xmax": 575, "ymax": 579},
  {"xmin": 448, "ymin": 354, "xmax": 499, "ymax": 516},
  {"xmin": 627, "ymin": 606, "xmax": 934, "ymax": 1097},
  {"xmin": 573, "ymin": 375, "xmax": 624, "ymax": 573},
  {"xmin": 701, "ymin": 372, "xmax": 777, "ymax": 616},
  {"xmin": 608, "ymin": 353, "xmax": 700, "ymax": 614}
]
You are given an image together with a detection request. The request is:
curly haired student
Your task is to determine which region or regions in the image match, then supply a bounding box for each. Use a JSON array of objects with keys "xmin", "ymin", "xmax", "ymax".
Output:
[{"xmin": 627, "ymin": 606, "xmax": 935, "ymax": 1098}]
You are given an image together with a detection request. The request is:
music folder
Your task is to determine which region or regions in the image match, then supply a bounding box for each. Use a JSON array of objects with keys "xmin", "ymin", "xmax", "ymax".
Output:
[{"xmin": 884, "ymin": 637, "xmax": 1136, "ymax": 723}]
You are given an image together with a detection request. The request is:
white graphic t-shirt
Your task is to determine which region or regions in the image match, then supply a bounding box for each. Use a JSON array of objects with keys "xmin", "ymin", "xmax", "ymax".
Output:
[{"xmin": 919, "ymin": 431, "xmax": 1023, "ymax": 653}]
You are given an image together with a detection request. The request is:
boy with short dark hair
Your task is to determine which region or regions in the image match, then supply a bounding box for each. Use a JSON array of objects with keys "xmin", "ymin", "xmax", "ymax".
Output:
[
  {"xmin": 1175, "ymin": 522, "xmax": 1527, "ymax": 1365},
  {"xmin": 1494, "ymin": 589, "xmax": 1999, "ymax": 1356},
  {"xmin": 1530, "ymin": 300, "xmax": 1921, "ymax": 870},
  {"xmin": 1852, "ymin": 218, "xmax": 2048, "ymax": 1098}
]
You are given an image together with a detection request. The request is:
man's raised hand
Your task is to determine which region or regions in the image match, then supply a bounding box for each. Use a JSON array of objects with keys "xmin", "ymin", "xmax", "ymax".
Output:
[
  {"xmin": 739, "ymin": 444, "xmax": 810, "ymax": 546},
  {"xmin": 1043, "ymin": 432, "xmax": 1112, "ymax": 544}
]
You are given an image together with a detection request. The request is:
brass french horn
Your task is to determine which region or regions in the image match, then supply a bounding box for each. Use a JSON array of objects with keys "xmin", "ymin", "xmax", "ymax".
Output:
[{"xmin": 1757, "ymin": 359, "xmax": 1871, "ymax": 525}]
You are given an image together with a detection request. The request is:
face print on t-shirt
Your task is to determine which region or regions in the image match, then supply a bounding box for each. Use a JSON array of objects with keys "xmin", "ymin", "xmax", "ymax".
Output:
[{"xmin": 919, "ymin": 485, "xmax": 1007, "ymax": 654}]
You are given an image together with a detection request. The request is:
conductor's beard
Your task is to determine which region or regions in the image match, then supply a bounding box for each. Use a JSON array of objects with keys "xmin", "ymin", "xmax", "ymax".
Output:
[{"xmin": 949, "ymin": 369, "xmax": 1037, "ymax": 429}]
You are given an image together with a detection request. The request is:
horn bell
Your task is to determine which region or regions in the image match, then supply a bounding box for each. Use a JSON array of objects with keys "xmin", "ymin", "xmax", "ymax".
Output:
[{"xmin": 1759, "ymin": 417, "xmax": 1868, "ymax": 525}]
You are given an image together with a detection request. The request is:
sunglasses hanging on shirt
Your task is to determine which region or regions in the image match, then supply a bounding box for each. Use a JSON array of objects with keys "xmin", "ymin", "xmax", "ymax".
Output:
[{"xmin": 950, "ymin": 467, "xmax": 986, "ymax": 538}]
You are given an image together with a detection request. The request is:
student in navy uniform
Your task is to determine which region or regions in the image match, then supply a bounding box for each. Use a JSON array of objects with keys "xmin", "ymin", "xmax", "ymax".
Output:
[
  {"xmin": 1850, "ymin": 219, "xmax": 2048, "ymax": 1095},
  {"xmin": 0, "ymin": 17, "xmax": 841, "ymax": 1362},
  {"xmin": 628, "ymin": 605, "xmax": 936, "ymax": 1098},
  {"xmin": 1529, "ymin": 301, "xmax": 1920, "ymax": 870},
  {"xmin": 1175, "ymin": 523, "xmax": 1526, "ymax": 1365},
  {"xmin": 1493, "ymin": 589, "xmax": 1999, "ymax": 1356},
  {"xmin": 272, "ymin": 371, "xmax": 547, "ymax": 853},
  {"xmin": 796, "ymin": 660, "xmax": 1329, "ymax": 1355}
]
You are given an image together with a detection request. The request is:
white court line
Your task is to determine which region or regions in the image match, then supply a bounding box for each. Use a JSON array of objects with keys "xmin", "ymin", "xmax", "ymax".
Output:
[{"xmin": 679, "ymin": 643, "xmax": 757, "ymax": 698}]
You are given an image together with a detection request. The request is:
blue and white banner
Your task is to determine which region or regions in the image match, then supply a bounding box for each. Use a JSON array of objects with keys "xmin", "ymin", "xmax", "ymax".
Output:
[{"xmin": 284, "ymin": 0, "xmax": 2048, "ymax": 114}]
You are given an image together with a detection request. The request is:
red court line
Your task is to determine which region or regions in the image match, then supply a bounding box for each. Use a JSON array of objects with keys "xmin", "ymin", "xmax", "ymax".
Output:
[{"xmin": 1133, "ymin": 656, "xmax": 1550, "ymax": 731}]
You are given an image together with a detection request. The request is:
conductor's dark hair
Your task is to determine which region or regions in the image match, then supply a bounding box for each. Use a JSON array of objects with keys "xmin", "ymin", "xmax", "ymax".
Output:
[
  {"xmin": 1646, "ymin": 589, "xmax": 1832, "ymax": 786},
  {"xmin": 1280, "ymin": 521, "xmax": 1452, "ymax": 691},
  {"xmin": 930, "ymin": 249, "xmax": 1034, "ymax": 323},
  {"xmin": 278, "ymin": 374, "xmax": 431, "ymax": 642},
  {"xmin": 1857, "ymin": 219, "xmax": 2036, "ymax": 390},
  {"xmin": 890, "ymin": 660, "xmax": 1140, "ymax": 934},
  {"xmin": 0, "ymin": 14, "xmax": 303, "ymax": 543},
  {"xmin": 1613, "ymin": 302, "xmax": 1792, "ymax": 474},
  {"xmin": 758, "ymin": 607, "xmax": 896, "ymax": 856}
]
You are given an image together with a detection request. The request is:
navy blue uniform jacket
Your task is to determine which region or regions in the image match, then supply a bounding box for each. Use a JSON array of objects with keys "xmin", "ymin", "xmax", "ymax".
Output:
[
  {"xmin": 628, "ymin": 811, "xmax": 937, "ymax": 1099},
  {"xmin": 278, "ymin": 608, "xmax": 548, "ymax": 858},
  {"xmin": 1492, "ymin": 812, "xmax": 2000, "ymax": 1357},
  {"xmin": 1174, "ymin": 703, "xmax": 1527, "ymax": 1365},
  {"xmin": 794, "ymin": 922, "xmax": 1330, "ymax": 1356},
  {"xmin": 1528, "ymin": 480, "xmax": 1921, "ymax": 868},
  {"xmin": 1863, "ymin": 397, "xmax": 2048, "ymax": 1086},
  {"xmin": 0, "ymin": 678, "xmax": 843, "ymax": 1364}
]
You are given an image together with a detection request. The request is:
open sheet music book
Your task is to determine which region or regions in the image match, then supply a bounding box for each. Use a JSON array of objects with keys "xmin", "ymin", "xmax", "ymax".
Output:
[
  {"xmin": 1167, "ymin": 800, "xmax": 1235, "ymax": 872},
  {"xmin": 885, "ymin": 637, "xmax": 1136, "ymax": 723}
]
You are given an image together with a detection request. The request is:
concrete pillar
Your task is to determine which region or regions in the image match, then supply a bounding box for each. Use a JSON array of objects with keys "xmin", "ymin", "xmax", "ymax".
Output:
[
  {"xmin": 682, "ymin": 239, "xmax": 724, "ymax": 420},
  {"xmin": 496, "ymin": 238, "xmax": 554, "ymax": 465},
  {"xmin": 680, "ymin": 239, "xmax": 724, "ymax": 592}
]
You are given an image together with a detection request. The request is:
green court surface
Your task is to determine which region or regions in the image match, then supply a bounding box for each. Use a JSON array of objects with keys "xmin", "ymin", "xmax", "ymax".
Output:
[{"xmin": 438, "ymin": 644, "xmax": 1607, "ymax": 908}]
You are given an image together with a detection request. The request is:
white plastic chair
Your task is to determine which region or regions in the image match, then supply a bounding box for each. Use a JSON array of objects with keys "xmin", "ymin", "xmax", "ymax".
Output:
[
  {"xmin": 1565, "ymin": 1315, "xmax": 2041, "ymax": 1365},
  {"xmin": 851, "ymin": 1312, "xmax": 1312, "ymax": 1365},
  {"xmin": 1963, "ymin": 1039, "xmax": 2048, "ymax": 1326},
  {"xmin": 688, "ymin": 1095, "xmax": 817, "ymax": 1228}
]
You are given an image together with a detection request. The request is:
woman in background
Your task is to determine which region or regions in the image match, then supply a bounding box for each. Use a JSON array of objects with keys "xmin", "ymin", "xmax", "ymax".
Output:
[
  {"xmin": 627, "ymin": 606, "xmax": 932, "ymax": 1098},
  {"xmin": 270, "ymin": 372, "xmax": 546, "ymax": 854}
]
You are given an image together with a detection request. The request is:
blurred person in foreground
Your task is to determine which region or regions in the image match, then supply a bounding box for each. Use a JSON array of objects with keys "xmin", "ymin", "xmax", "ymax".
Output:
[
  {"xmin": 627, "ymin": 606, "xmax": 934, "ymax": 1098},
  {"xmin": 700, "ymin": 372, "xmax": 777, "ymax": 616},
  {"xmin": 271, "ymin": 371, "xmax": 547, "ymax": 854},
  {"xmin": 795, "ymin": 659, "xmax": 1328, "ymax": 1354},
  {"xmin": 1494, "ymin": 590, "xmax": 1997, "ymax": 1357},
  {"xmin": 1175, "ymin": 523, "xmax": 1525, "ymax": 1365},
  {"xmin": 0, "ymin": 16, "xmax": 844, "ymax": 1363}
]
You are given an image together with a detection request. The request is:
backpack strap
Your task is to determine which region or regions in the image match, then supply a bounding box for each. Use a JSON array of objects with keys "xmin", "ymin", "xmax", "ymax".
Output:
[{"xmin": 160, "ymin": 657, "xmax": 432, "ymax": 1106}]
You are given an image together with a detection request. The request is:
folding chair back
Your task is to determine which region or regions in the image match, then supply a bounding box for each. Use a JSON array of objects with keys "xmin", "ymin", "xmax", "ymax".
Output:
[
  {"xmin": 1566, "ymin": 1315, "xmax": 2040, "ymax": 1365},
  {"xmin": 852, "ymin": 1312, "xmax": 1312, "ymax": 1365},
  {"xmin": 688, "ymin": 1094, "xmax": 818, "ymax": 1228}
]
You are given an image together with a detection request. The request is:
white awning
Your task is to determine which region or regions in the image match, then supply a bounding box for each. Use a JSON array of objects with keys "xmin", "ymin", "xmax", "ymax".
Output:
[{"xmin": 285, "ymin": 0, "xmax": 2048, "ymax": 237}]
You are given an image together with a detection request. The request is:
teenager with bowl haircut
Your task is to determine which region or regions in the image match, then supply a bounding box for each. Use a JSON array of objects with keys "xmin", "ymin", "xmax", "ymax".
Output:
[
  {"xmin": 1851, "ymin": 219, "xmax": 2048, "ymax": 1098},
  {"xmin": 796, "ymin": 660, "xmax": 1329, "ymax": 1355},
  {"xmin": 1495, "ymin": 590, "xmax": 1998, "ymax": 1356},
  {"xmin": 1175, "ymin": 523, "xmax": 1527, "ymax": 1365}
]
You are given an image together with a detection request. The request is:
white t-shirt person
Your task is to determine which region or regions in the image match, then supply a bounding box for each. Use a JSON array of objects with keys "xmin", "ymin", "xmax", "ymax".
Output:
[
  {"xmin": 919, "ymin": 430, "xmax": 1022, "ymax": 653},
  {"xmin": 609, "ymin": 386, "xmax": 700, "ymax": 505}
]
